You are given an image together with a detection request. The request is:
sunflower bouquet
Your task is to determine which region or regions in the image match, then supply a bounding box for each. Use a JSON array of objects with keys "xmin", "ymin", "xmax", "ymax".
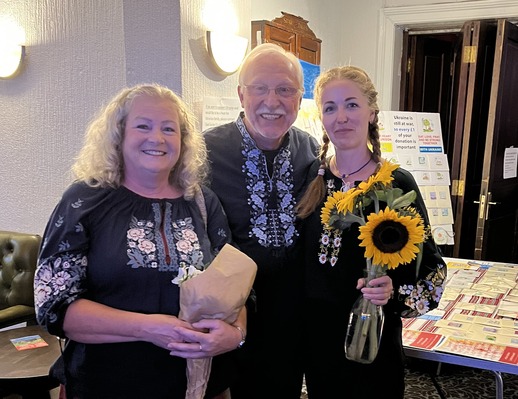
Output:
[{"xmin": 320, "ymin": 160, "xmax": 427, "ymax": 363}]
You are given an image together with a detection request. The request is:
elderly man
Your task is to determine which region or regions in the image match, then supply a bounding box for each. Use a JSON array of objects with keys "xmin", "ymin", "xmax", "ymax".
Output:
[{"xmin": 204, "ymin": 43, "xmax": 319, "ymax": 398}]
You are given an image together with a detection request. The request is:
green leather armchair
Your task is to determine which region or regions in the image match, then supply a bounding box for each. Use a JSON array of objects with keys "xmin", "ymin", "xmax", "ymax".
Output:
[{"xmin": 0, "ymin": 230, "xmax": 41, "ymax": 329}]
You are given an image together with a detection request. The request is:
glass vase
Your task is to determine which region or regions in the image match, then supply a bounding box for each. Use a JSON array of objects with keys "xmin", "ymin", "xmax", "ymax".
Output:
[{"xmin": 345, "ymin": 262, "xmax": 385, "ymax": 364}]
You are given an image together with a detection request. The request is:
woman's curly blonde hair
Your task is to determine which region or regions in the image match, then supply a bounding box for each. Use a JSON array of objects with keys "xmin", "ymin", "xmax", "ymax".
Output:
[
  {"xmin": 297, "ymin": 66, "xmax": 382, "ymax": 218},
  {"xmin": 72, "ymin": 83, "xmax": 207, "ymax": 199}
]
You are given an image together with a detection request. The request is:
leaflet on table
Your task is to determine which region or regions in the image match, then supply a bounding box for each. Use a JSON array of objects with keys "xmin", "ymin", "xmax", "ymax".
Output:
[
  {"xmin": 498, "ymin": 296, "xmax": 518, "ymax": 314},
  {"xmin": 434, "ymin": 319, "xmax": 518, "ymax": 346},
  {"xmin": 435, "ymin": 336, "xmax": 518, "ymax": 365},
  {"xmin": 438, "ymin": 287, "xmax": 460, "ymax": 303},
  {"xmin": 476, "ymin": 273, "xmax": 517, "ymax": 288},
  {"xmin": 497, "ymin": 309, "xmax": 518, "ymax": 320},
  {"xmin": 10, "ymin": 335, "xmax": 49, "ymax": 351},
  {"xmin": 402, "ymin": 316, "xmax": 442, "ymax": 332},
  {"xmin": 445, "ymin": 269, "xmax": 481, "ymax": 287},
  {"xmin": 460, "ymin": 288, "xmax": 502, "ymax": 299},
  {"xmin": 485, "ymin": 265, "xmax": 518, "ymax": 277},
  {"xmin": 445, "ymin": 259, "xmax": 494, "ymax": 269},
  {"xmin": 402, "ymin": 329, "xmax": 445, "ymax": 350}
]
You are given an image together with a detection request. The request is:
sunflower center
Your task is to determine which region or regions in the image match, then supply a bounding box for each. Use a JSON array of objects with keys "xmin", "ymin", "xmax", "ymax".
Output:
[{"xmin": 372, "ymin": 220, "xmax": 409, "ymax": 253}]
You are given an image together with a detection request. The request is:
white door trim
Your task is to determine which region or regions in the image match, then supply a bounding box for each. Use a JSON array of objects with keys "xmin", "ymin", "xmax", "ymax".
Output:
[{"xmin": 377, "ymin": 0, "xmax": 518, "ymax": 111}]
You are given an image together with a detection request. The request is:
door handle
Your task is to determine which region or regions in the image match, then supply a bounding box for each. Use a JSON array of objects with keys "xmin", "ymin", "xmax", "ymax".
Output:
[
  {"xmin": 474, "ymin": 195, "xmax": 486, "ymax": 219},
  {"xmin": 474, "ymin": 197, "xmax": 499, "ymax": 220}
]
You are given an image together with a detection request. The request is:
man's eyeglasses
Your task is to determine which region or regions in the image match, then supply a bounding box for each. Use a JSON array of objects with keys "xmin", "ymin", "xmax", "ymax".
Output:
[{"xmin": 243, "ymin": 84, "xmax": 302, "ymax": 98}]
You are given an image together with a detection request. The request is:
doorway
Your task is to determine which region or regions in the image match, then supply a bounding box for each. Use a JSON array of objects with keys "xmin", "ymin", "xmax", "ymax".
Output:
[{"xmin": 400, "ymin": 20, "xmax": 518, "ymax": 263}]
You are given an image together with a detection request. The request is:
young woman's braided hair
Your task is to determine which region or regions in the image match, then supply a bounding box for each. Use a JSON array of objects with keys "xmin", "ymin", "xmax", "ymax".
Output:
[{"xmin": 296, "ymin": 66, "xmax": 382, "ymax": 219}]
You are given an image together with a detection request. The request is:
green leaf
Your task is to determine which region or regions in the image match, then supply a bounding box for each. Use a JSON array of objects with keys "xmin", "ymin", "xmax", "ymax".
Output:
[
  {"xmin": 379, "ymin": 188, "xmax": 404, "ymax": 207},
  {"xmin": 415, "ymin": 242, "xmax": 423, "ymax": 278},
  {"xmin": 328, "ymin": 211, "xmax": 365, "ymax": 230},
  {"xmin": 362, "ymin": 195, "xmax": 373, "ymax": 208},
  {"xmin": 391, "ymin": 190, "xmax": 417, "ymax": 209}
]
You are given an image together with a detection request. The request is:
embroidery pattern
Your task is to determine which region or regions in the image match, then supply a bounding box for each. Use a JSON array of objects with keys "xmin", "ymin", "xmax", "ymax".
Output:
[
  {"xmin": 172, "ymin": 217, "xmax": 204, "ymax": 269},
  {"xmin": 126, "ymin": 203, "xmax": 203, "ymax": 273},
  {"xmin": 236, "ymin": 117, "xmax": 297, "ymax": 248},
  {"xmin": 318, "ymin": 177, "xmax": 342, "ymax": 266},
  {"xmin": 399, "ymin": 262, "xmax": 446, "ymax": 317},
  {"xmin": 34, "ymin": 253, "xmax": 88, "ymax": 326},
  {"xmin": 127, "ymin": 216, "xmax": 158, "ymax": 269}
]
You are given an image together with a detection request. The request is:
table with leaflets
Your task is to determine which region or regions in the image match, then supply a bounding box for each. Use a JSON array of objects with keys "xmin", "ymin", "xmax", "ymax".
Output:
[{"xmin": 402, "ymin": 258, "xmax": 518, "ymax": 399}]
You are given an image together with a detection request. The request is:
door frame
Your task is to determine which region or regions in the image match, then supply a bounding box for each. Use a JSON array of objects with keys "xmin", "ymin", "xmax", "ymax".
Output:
[{"xmin": 376, "ymin": 0, "xmax": 518, "ymax": 111}]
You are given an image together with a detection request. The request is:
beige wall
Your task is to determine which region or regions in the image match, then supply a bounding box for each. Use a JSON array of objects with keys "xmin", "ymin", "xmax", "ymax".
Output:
[{"xmin": 0, "ymin": 0, "xmax": 510, "ymax": 234}]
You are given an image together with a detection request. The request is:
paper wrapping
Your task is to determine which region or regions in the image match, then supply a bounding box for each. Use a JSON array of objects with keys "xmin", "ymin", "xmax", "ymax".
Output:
[{"xmin": 179, "ymin": 244, "xmax": 257, "ymax": 399}]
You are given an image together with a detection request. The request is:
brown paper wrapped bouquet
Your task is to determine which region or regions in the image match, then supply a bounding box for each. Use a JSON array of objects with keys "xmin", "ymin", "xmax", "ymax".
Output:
[{"xmin": 174, "ymin": 244, "xmax": 257, "ymax": 399}]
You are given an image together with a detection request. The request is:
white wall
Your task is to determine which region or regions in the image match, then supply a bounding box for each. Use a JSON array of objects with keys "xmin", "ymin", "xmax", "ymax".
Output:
[
  {"xmin": 0, "ymin": 0, "xmax": 502, "ymax": 235},
  {"xmin": 1, "ymin": 0, "xmax": 125, "ymax": 235},
  {"xmin": 0, "ymin": 0, "xmax": 182, "ymax": 235},
  {"xmin": 249, "ymin": 1, "xmax": 381, "ymax": 76},
  {"xmin": 179, "ymin": 0, "xmax": 250, "ymax": 117}
]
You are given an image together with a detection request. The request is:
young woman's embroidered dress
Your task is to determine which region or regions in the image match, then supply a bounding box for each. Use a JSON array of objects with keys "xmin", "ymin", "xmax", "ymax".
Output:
[{"xmin": 299, "ymin": 167, "xmax": 446, "ymax": 399}]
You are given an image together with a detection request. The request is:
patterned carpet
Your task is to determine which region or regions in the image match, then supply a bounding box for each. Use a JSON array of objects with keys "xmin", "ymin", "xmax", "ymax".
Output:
[
  {"xmin": 300, "ymin": 358, "xmax": 518, "ymax": 398},
  {"xmin": 404, "ymin": 359, "xmax": 518, "ymax": 399}
]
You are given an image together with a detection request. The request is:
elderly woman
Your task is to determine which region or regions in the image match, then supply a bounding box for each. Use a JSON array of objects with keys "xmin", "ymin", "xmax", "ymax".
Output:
[{"xmin": 34, "ymin": 84, "xmax": 245, "ymax": 399}]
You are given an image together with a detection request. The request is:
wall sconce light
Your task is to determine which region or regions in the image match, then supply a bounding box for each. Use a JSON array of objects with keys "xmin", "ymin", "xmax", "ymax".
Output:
[
  {"xmin": 0, "ymin": 19, "xmax": 25, "ymax": 79},
  {"xmin": 206, "ymin": 31, "xmax": 248, "ymax": 75}
]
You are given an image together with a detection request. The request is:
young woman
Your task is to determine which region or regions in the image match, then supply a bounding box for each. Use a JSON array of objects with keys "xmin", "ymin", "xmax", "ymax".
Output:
[{"xmin": 296, "ymin": 66, "xmax": 446, "ymax": 398}]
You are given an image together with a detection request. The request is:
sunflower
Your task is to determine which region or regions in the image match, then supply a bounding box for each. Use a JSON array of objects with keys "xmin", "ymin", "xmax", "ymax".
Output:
[
  {"xmin": 358, "ymin": 207, "xmax": 425, "ymax": 269},
  {"xmin": 321, "ymin": 190, "xmax": 349, "ymax": 226},
  {"xmin": 357, "ymin": 174, "xmax": 377, "ymax": 195},
  {"xmin": 356, "ymin": 161, "xmax": 397, "ymax": 194},
  {"xmin": 374, "ymin": 160, "xmax": 399, "ymax": 185},
  {"xmin": 336, "ymin": 187, "xmax": 362, "ymax": 214}
]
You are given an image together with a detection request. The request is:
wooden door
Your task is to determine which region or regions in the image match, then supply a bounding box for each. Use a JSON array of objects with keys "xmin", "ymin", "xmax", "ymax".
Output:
[
  {"xmin": 452, "ymin": 21, "xmax": 497, "ymax": 259},
  {"xmin": 474, "ymin": 19, "xmax": 518, "ymax": 262},
  {"xmin": 400, "ymin": 20, "xmax": 518, "ymax": 261}
]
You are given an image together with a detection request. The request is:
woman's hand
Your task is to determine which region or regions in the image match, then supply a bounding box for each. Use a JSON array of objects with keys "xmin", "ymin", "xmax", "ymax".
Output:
[
  {"xmin": 167, "ymin": 306, "xmax": 247, "ymax": 359},
  {"xmin": 168, "ymin": 319, "xmax": 243, "ymax": 358},
  {"xmin": 139, "ymin": 314, "xmax": 196, "ymax": 350},
  {"xmin": 357, "ymin": 275, "xmax": 394, "ymax": 305}
]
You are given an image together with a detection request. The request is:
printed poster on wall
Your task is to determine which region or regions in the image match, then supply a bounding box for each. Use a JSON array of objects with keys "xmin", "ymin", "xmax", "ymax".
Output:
[
  {"xmin": 202, "ymin": 97, "xmax": 242, "ymax": 131},
  {"xmin": 379, "ymin": 111, "xmax": 453, "ymax": 245},
  {"xmin": 378, "ymin": 111, "xmax": 443, "ymax": 153}
]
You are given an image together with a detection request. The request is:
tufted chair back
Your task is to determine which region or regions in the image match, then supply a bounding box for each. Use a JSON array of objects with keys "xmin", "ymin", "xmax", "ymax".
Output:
[{"xmin": 0, "ymin": 230, "xmax": 41, "ymax": 329}]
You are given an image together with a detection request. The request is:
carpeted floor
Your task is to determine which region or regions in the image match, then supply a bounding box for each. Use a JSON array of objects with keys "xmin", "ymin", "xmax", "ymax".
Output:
[
  {"xmin": 300, "ymin": 358, "xmax": 518, "ymax": 398},
  {"xmin": 5, "ymin": 360, "xmax": 517, "ymax": 399},
  {"xmin": 404, "ymin": 359, "xmax": 518, "ymax": 399}
]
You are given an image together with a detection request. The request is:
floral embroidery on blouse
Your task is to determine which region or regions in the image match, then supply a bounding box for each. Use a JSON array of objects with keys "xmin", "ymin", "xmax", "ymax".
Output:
[
  {"xmin": 35, "ymin": 194, "xmax": 208, "ymax": 331},
  {"xmin": 172, "ymin": 218, "xmax": 203, "ymax": 269},
  {"xmin": 127, "ymin": 217, "xmax": 158, "ymax": 269},
  {"xmin": 318, "ymin": 177, "xmax": 342, "ymax": 266},
  {"xmin": 399, "ymin": 262, "xmax": 446, "ymax": 317},
  {"xmin": 34, "ymin": 252, "xmax": 88, "ymax": 327},
  {"xmin": 236, "ymin": 117, "xmax": 297, "ymax": 248},
  {"xmin": 126, "ymin": 203, "xmax": 204, "ymax": 272}
]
